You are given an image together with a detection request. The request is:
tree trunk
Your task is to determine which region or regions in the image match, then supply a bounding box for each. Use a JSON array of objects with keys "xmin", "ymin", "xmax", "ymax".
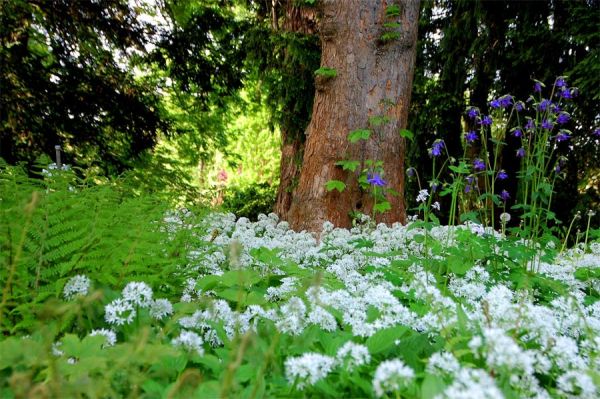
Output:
[
  {"xmin": 288, "ymin": 0, "xmax": 420, "ymax": 232},
  {"xmin": 274, "ymin": 127, "xmax": 304, "ymax": 216}
]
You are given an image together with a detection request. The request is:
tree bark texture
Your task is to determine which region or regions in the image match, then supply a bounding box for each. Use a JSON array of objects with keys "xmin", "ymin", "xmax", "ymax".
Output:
[{"xmin": 287, "ymin": 0, "xmax": 420, "ymax": 232}]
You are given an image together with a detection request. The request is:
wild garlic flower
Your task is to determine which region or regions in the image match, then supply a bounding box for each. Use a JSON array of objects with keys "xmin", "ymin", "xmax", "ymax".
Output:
[
  {"xmin": 426, "ymin": 352, "xmax": 460, "ymax": 377},
  {"xmin": 90, "ymin": 329, "xmax": 117, "ymax": 347},
  {"xmin": 63, "ymin": 275, "xmax": 91, "ymax": 300},
  {"xmin": 335, "ymin": 341, "xmax": 370, "ymax": 371},
  {"xmin": 122, "ymin": 281, "xmax": 153, "ymax": 308},
  {"xmin": 416, "ymin": 189, "xmax": 429, "ymax": 203},
  {"xmin": 285, "ymin": 353, "xmax": 335, "ymax": 390},
  {"xmin": 436, "ymin": 368, "xmax": 504, "ymax": 399},
  {"xmin": 172, "ymin": 330, "xmax": 205, "ymax": 356},
  {"xmin": 105, "ymin": 298, "xmax": 136, "ymax": 325},
  {"xmin": 372, "ymin": 359, "xmax": 415, "ymax": 398},
  {"xmin": 149, "ymin": 298, "xmax": 174, "ymax": 320}
]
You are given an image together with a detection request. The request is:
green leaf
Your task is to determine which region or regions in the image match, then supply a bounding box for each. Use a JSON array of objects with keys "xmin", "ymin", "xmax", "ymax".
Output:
[
  {"xmin": 399, "ymin": 129, "xmax": 414, "ymax": 142},
  {"xmin": 348, "ymin": 129, "xmax": 371, "ymax": 143},
  {"xmin": 335, "ymin": 160, "xmax": 361, "ymax": 172},
  {"xmin": 325, "ymin": 180, "xmax": 346, "ymax": 192},
  {"xmin": 366, "ymin": 325, "xmax": 409, "ymax": 354},
  {"xmin": 369, "ymin": 115, "xmax": 391, "ymax": 127},
  {"xmin": 385, "ymin": 4, "xmax": 401, "ymax": 17},
  {"xmin": 314, "ymin": 67, "xmax": 337, "ymax": 78},
  {"xmin": 373, "ymin": 201, "xmax": 392, "ymax": 214},
  {"xmin": 421, "ymin": 374, "xmax": 446, "ymax": 399}
]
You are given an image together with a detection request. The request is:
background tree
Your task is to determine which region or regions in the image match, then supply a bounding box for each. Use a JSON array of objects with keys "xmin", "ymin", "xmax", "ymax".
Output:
[{"xmin": 287, "ymin": 0, "xmax": 421, "ymax": 231}]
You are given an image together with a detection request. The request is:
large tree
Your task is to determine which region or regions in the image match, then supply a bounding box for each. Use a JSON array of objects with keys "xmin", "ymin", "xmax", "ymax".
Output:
[{"xmin": 286, "ymin": 0, "xmax": 421, "ymax": 232}]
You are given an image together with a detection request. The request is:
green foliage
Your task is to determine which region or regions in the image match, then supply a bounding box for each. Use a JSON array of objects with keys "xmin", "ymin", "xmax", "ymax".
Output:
[
  {"xmin": 325, "ymin": 180, "xmax": 346, "ymax": 193},
  {"xmin": 314, "ymin": 67, "xmax": 338, "ymax": 78},
  {"xmin": 348, "ymin": 129, "xmax": 372, "ymax": 143},
  {"xmin": 221, "ymin": 183, "xmax": 277, "ymax": 221}
]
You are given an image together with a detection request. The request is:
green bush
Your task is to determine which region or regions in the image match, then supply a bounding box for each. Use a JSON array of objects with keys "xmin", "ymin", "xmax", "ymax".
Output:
[{"xmin": 221, "ymin": 183, "xmax": 277, "ymax": 220}]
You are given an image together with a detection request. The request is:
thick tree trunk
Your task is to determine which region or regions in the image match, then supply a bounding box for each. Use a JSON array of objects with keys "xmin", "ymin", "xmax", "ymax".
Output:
[
  {"xmin": 274, "ymin": 127, "xmax": 303, "ymax": 216},
  {"xmin": 288, "ymin": 0, "xmax": 420, "ymax": 232}
]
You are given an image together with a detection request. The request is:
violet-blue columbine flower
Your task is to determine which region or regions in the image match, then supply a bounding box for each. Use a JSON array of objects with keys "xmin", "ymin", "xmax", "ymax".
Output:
[
  {"xmin": 555, "ymin": 164, "xmax": 561, "ymax": 173},
  {"xmin": 464, "ymin": 184, "xmax": 472, "ymax": 193},
  {"xmin": 490, "ymin": 99, "xmax": 501, "ymax": 108},
  {"xmin": 467, "ymin": 107, "xmax": 479, "ymax": 119},
  {"xmin": 430, "ymin": 140, "xmax": 445, "ymax": 157},
  {"xmin": 560, "ymin": 89, "xmax": 572, "ymax": 99},
  {"xmin": 473, "ymin": 158, "xmax": 485, "ymax": 171},
  {"xmin": 465, "ymin": 131, "xmax": 478, "ymax": 143},
  {"xmin": 480, "ymin": 115, "xmax": 493, "ymax": 126},
  {"xmin": 499, "ymin": 95, "xmax": 512, "ymax": 108},
  {"xmin": 534, "ymin": 82, "xmax": 542, "ymax": 93},
  {"xmin": 539, "ymin": 99, "xmax": 552, "ymax": 111},
  {"xmin": 515, "ymin": 101, "xmax": 525, "ymax": 112},
  {"xmin": 367, "ymin": 173, "xmax": 387, "ymax": 187},
  {"xmin": 556, "ymin": 77, "xmax": 567, "ymax": 88},
  {"xmin": 500, "ymin": 190, "xmax": 510, "ymax": 201},
  {"xmin": 556, "ymin": 113, "xmax": 570, "ymax": 125},
  {"xmin": 593, "ymin": 128, "xmax": 600, "ymax": 137},
  {"xmin": 525, "ymin": 119, "xmax": 535, "ymax": 130},
  {"xmin": 406, "ymin": 167, "xmax": 416, "ymax": 177},
  {"xmin": 516, "ymin": 148, "xmax": 526, "ymax": 158},
  {"xmin": 512, "ymin": 128, "xmax": 523, "ymax": 138},
  {"xmin": 556, "ymin": 131, "xmax": 570, "ymax": 142},
  {"xmin": 541, "ymin": 119, "xmax": 554, "ymax": 130},
  {"xmin": 497, "ymin": 170, "xmax": 508, "ymax": 180}
]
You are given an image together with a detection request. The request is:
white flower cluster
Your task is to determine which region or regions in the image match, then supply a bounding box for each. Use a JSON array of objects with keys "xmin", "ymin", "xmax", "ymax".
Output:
[
  {"xmin": 172, "ymin": 330, "xmax": 205, "ymax": 356},
  {"xmin": 284, "ymin": 353, "xmax": 335, "ymax": 390},
  {"xmin": 104, "ymin": 281, "xmax": 173, "ymax": 326},
  {"xmin": 63, "ymin": 275, "xmax": 91, "ymax": 300},
  {"xmin": 89, "ymin": 329, "xmax": 117, "ymax": 347},
  {"xmin": 372, "ymin": 359, "xmax": 415, "ymax": 398}
]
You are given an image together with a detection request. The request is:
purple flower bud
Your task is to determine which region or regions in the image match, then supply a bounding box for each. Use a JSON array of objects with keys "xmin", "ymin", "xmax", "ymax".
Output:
[
  {"xmin": 534, "ymin": 82, "xmax": 542, "ymax": 93},
  {"xmin": 541, "ymin": 120, "xmax": 554, "ymax": 130},
  {"xmin": 497, "ymin": 170, "xmax": 508, "ymax": 180},
  {"xmin": 512, "ymin": 128, "xmax": 523, "ymax": 138},
  {"xmin": 525, "ymin": 119, "xmax": 535, "ymax": 130},
  {"xmin": 556, "ymin": 113, "xmax": 570, "ymax": 125},
  {"xmin": 560, "ymin": 89, "xmax": 572, "ymax": 99},
  {"xmin": 465, "ymin": 131, "xmax": 478, "ymax": 143},
  {"xmin": 430, "ymin": 182, "xmax": 439, "ymax": 192},
  {"xmin": 430, "ymin": 140, "xmax": 445, "ymax": 157},
  {"xmin": 593, "ymin": 128, "xmax": 600, "ymax": 137},
  {"xmin": 515, "ymin": 101, "xmax": 524, "ymax": 112},
  {"xmin": 556, "ymin": 77, "xmax": 567, "ymax": 88},
  {"xmin": 539, "ymin": 99, "xmax": 552, "ymax": 111},
  {"xmin": 555, "ymin": 164, "xmax": 561, "ymax": 173},
  {"xmin": 466, "ymin": 175, "xmax": 476, "ymax": 184},
  {"xmin": 500, "ymin": 190, "xmax": 510, "ymax": 201},
  {"xmin": 479, "ymin": 115, "xmax": 493, "ymax": 126},
  {"xmin": 516, "ymin": 148, "xmax": 526, "ymax": 158},
  {"xmin": 465, "ymin": 185, "xmax": 471, "ymax": 193},
  {"xmin": 407, "ymin": 167, "xmax": 416, "ymax": 177},
  {"xmin": 467, "ymin": 107, "xmax": 479, "ymax": 119},
  {"xmin": 473, "ymin": 158, "xmax": 485, "ymax": 171},
  {"xmin": 556, "ymin": 131, "xmax": 570, "ymax": 142}
]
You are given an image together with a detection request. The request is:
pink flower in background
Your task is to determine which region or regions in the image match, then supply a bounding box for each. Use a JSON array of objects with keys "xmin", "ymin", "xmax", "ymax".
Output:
[{"xmin": 217, "ymin": 169, "xmax": 228, "ymax": 182}]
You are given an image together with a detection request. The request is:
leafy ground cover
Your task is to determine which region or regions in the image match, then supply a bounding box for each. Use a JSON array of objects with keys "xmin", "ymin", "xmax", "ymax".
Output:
[{"xmin": 1, "ymin": 165, "xmax": 599, "ymax": 398}]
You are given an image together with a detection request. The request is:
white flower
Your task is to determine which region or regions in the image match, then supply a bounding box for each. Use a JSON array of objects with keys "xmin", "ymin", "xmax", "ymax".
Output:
[
  {"xmin": 122, "ymin": 281, "xmax": 153, "ymax": 307},
  {"xmin": 432, "ymin": 201, "xmax": 441, "ymax": 211},
  {"xmin": 90, "ymin": 329, "xmax": 117, "ymax": 347},
  {"xmin": 52, "ymin": 342, "xmax": 64, "ymax": 357},
  {"xmin": 335, "ymin": 341, "xmax": 370, "ymax": 370},
  {"xmin": 426, "ymin": 352, "xmax": 460, "ymax": 377},
  {"xmin": 172, "ymin": 330, "xmax": 205, "ymax": 356},
  {"xmin": 105, "ymin": 298, "xmax": 136, "ymax": 325},
  {"xmin": 416, "ymin": 189, "xmax": 429, "ymax": 203},
  {"xmin": 149, "ymin": 298, "xmax": 174, "ymax": 320},
  {"xmin": 372, "ymin": 359, "xmax": 415, "ymax": 397},
  {"xmin": 63, "ymin": 275, "xmax": 91, "ymax": 300},
  {"xmin": 500, "ymin": 212, "xmax": 511, "ymax": 223},
  {"xmin": 557, "ymin": 371, "xmax": 597, "ymax": 399},
  {"xmin": 436, "ymin": 368, "xmax": 503, "ymax": 399},
  {"xmin": 285, "ymin": 353, "xmax": 335, "ymax": 390},
  {"xmin": 307, "ymin": 306, "xmax": 337, "ymax": 332}
]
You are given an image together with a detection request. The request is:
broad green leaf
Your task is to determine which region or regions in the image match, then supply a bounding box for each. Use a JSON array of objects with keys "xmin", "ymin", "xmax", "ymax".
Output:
[
  {"xmin": 373, "ymin": 201, "xmax": 392, "ymax": 214},
  {"xmin": 399, "ymin": 129, "xmax": 414, "ymax": 142},
  {"xmin": 366, "ymin": 325, "xmax": 409, "ymax": 354},
  {"xmin": 335, "ymin": 160, "xmax": 361, "ymax": 172},
  {"xmin": 421, "ymin": 374, "xmax": 446, "ymax": 399},
  {"xmin": 325, "ymin": 180, "xmax": 346, "ymax": 192},
  {"xmin": 314, "ymin": 67, "xmax": 337, "ymax": 78},
  {"xmin": 348, "ymin": 129, "xmax": 371, "ymax": 143}
]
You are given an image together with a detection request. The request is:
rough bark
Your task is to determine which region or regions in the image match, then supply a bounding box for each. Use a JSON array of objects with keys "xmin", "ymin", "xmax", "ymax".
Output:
[{"xmin": 287, "ymin": 0, "xmax": 420, "ymax": 232}]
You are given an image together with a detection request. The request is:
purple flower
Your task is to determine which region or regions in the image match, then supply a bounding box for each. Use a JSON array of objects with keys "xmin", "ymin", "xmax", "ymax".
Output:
[
  {"xmin": 555, "ymin": 164, "xmax": 561, "ymax": 173},
  {"xmin": 430, "ymin": 140, "xmax": 445, "ymax": 157},
  {"xmin": 497, "ymin": 170, "xmax": 508, "ymax": 180},
  {"xmin": 556, "ymin": 131, "xmax": 570, "ymax": 142},
  {"xmin": 555, "ymin": 77, "xmax": 567, "ymax": 88},
  {"xmin": 499, "ymin": 95, "xmax": 513, "ymax": 108},
  {"xmin": 430, "ymin": 181, "xmax": 439, "ymax": 192},
  {"xmin": 466, "ymin": 175, "xmax": 476, "ymax": 185},
  {"xmin": 465, "ymin": 131, "xmax": 478, "ymax": 143},
  {"xmin": 516, "ymin": 148, "xmax": 526, "ymax": 158},
  {"xmin": 552, "ymin": 104, "xmax": 562, "ymax": 114},
  {"xmin": 515, "ymin": 101, "xmax": 525, "ymax": 112},
  {"xmin": 556, "ymin": 113, "xmax": 570, "ymax": 125},
  {"xmin": 473, "ymin": 158, "xmax": 485, "ymax": 171},
  {"xmin": 525, "ymin": 119, "xmax": 535, "ymax": 130},
  {"xmin": 406, "ymin": 167, "xmax": 416, "ymax": 177},
  {"xmin": 500, "ymin": 190, "xmax": 510, "ymax": 202},
  {"xmin": 534, "ymin": 82, "xmax": 542, "ymax": 93},
  {"xmin": 464, "ymin": 185, "xmax": 472, "ymax": 193},
  {"xmin": 539, "ymin": 99, "xmax": 552, "ymax": 111},
  {"xmin": 480, "ymin": 115, "xmax": 493, "ymax": 126},
  {"xmin": 560, "ymin": 89, "xmax": 572, "ymax": 99},
  {"xmin": 367, "ymin": 173, "xmax": 387, "ymax": 187},
  {"xmin": 512, "ymin": 128, "xmax": 523, "ymax": 138},
  {"xmin": 490, "ymin": 99, "xmax": 501, "ymax": 108},
  {"xmin": 467, "ymin": 107, "xmax": 479, "ymax": 119},
  {"xmin": 541, "ymin": 119, "xmax": 554, "ymax": 130},
  {"xmin": 593, "ymin": 128, "xmax": 600, "ymax": 137}
]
